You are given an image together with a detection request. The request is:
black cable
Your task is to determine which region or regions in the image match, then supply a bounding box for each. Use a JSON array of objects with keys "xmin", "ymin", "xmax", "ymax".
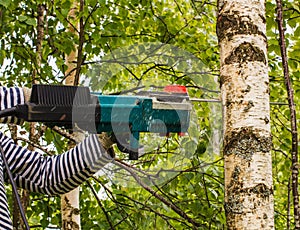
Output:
[{"xmin": 0, "ymin": 145, "xmax": 30, "ymax": 230}]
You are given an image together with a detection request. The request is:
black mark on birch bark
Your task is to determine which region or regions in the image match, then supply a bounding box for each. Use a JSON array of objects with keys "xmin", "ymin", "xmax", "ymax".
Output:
[
  {"xmin": 217, "ymin": 13, "xmax": 266, "ymax": 41},
  {"xmin": 244, "ymin": 100, "xmax": 254, "ymax": 111},
  {"xmin": 225, "ymin": 183, "xmax": 273, "ymax": 214},
  {"xmin": 227, "ymin": 165, "xmax": 243, "ymax": 191},
  {"xmin": 224, "ymin": 42, "xmax": 266, "ymax": 65},
  {"xmin": 224, "ymin": 127, "xmax": 272, "ymax": 161}
]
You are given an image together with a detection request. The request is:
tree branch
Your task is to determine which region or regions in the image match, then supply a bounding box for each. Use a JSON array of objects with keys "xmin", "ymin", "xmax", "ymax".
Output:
[
  {"xmin": 113, "ymin": 160, "xmax": 200, "ymax": 229},
  {"xmin": 86, "ymin": 181, "xmax": 115, "ymax": 230},
  {"xmin": 74, "ymin": 0, "xmax": 85, "ymax": 86},
  {"xmin": 276, "ymin": 0, "xmax": 300, "ymax": 228}
]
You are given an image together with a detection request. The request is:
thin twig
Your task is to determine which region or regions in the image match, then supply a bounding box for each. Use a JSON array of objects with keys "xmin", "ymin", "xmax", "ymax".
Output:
[
  {"xmin": 113, "ymin": 160, "xmax": 200, "ymax": 229},
  {"xmin": 15, "ymin": 137, "xmax": 53, "ymax": 155},
  {"xmin": 50, "ymin": 126, "xmax": 77, "ymax": 143},
  {"xmin": 86, "ymin": 181, "xmax": 115, "ymax": 230},
  {"xmin": 288, "ymin": 177, "xmax": 291, "ymax": 230}
]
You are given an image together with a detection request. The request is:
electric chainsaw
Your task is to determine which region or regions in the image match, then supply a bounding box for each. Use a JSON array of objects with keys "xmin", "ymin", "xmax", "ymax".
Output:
[{"xmin": 0, "ymin": 84, "xmax": 192, "ymax": 160}]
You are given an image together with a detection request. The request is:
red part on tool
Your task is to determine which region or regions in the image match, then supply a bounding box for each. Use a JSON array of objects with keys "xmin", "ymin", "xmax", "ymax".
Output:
[
  {"xmin": 178, "ymin": 132, "xmax": 185, "ymax": 137},
  {"xmin": 164, "ymin": 85, "xmax": 187, "ymax": 94}
]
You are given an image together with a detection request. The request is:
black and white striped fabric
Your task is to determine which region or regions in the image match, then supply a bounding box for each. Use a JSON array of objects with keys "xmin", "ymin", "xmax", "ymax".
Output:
[
  {"xmin": 0, "ymin": 87, "xmax": 24, "ymax": 125},
  {"xmin": 0, "ymin": 87, "xmax": 111, "ymax": 229}
]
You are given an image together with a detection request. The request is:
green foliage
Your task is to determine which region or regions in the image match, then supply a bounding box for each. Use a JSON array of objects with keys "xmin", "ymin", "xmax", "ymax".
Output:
[
  {"xmin": 1, "ymin": 0, "xmax": 299, "ymax": 229},
  {"xmin": 267, "ymin": 0, "xmax": 300, "ymax": 228},
  {"xmin": 1, "ymin": 0, "xmax": 224, "ymax": 228}
]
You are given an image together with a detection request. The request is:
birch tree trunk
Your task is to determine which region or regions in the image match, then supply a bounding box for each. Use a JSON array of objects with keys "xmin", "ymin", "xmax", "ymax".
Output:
[
  {"xmin": 216, "ymin": 0, "xmax": 274, "ymax": 229},
  {"xmin": 61, "ymin": 2, "xmax": 81, "ymax": 229}
]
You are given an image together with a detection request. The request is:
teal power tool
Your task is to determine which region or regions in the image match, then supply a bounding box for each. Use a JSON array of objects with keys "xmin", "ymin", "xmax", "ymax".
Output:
[{"xmin": 0, "ymin": 84, "xmax": 192, "ymax": 159}]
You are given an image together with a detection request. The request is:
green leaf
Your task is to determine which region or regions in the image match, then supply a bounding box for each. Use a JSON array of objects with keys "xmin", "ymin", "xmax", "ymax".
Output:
[
  {"xmin": 0, "ymin": 0, "xmax": 11, "ymax": 8},
  {"xmin": 294, "ymin": 26, "xmax": 300, "ymax": 37},
  {"xmin": 25, "ymin": 17, "xmax": 36, "ymax": 26},
  {"xmin": 18, "ymin": 15, "xmax": 28, "ymax": 22}
]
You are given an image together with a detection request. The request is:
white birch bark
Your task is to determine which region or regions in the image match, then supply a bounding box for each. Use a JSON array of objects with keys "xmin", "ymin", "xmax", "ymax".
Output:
[
  {"xmin": 61, "ymin": 2, "xmax": 81, "ymax": 229},
  {"xmin": 217, "ymin": 0, "xmax": 274, "ymax": 229},
  {"xmin": 61, "ymin": 188, "xmax": 81, "ymax": 230}
]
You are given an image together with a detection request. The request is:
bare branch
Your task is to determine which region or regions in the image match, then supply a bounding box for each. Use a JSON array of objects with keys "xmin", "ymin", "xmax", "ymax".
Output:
[
  {"xmin": 113, "ymin": 160, "xmax": 201, "ymax": 229},
  {"xmin": 276, "ymin": 0, "xmax": 300, "ymax": 227}
]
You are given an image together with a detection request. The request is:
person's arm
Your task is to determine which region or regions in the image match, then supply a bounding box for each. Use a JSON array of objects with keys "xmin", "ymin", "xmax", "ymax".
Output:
[
  {"xmin": 0, "ymin": 132, "xmax": 112, "ymax": 195},
  {"xmin": 0, "ymin": 86, "xmax": 112, "ymax": 194},
  {"xmin": 0, "ymin": 86, "xmax": 25, "ymax": 124}
]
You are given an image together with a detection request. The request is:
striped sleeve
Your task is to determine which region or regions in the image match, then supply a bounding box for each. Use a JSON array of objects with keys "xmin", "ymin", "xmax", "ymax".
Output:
[
  {"xmin": 0, "ymin": 133, "xmax": 112, "ymax": 195},
  {"xmin": 0, "ymin": 87, "xmax": 24, "ymax": 124},
  {"xmin": 0, "ymin": 156, "xmax": 13, "ymax": 229}
]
